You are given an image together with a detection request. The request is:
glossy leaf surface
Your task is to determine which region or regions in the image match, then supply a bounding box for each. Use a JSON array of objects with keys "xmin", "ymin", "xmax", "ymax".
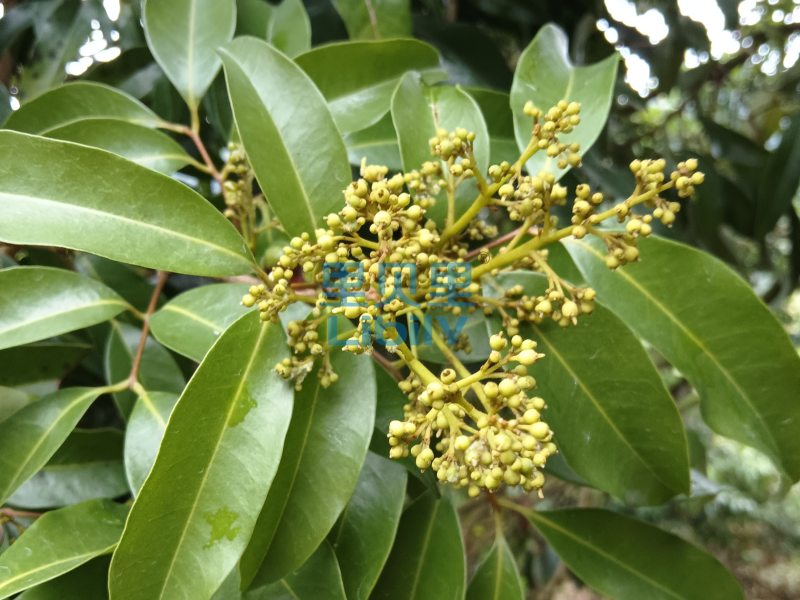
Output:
[
  {"xmin": 487, "ymin": 272, "xmax": 690, "ymax": 505},
  {"xmin": 220, "ymin": 37, "xmax": 352, "ymax": 238},
  {"xmin": 465, "ymin": 537, "xmax": 524, "ymax": 600},
  {"xmin": 235, "ymin": 0, "xmax": 310, "ymax": 58},
  {"xmin": 74, "ymin": 254, "xmax": 160, "ymax": 315},
  {"xmin": 104, "ymin": 321, "xmax": 185, "ymax": 420},
  {"xmin": 149, "ymin": 283, "xmax": 251, "ymax": 362},
  {"xmin": 8, "ymin": 429, "xmax": 128, "ymax": 510},
  {"xmin": 46, "ymin": 119, "xmax": 192, "ymax": 175},
  {"xmin": 124, "ymin": 392, "xmax": 179, "ymax": 496},
  {"xmin": 566, "ymin": 236, "xmax": 800, "ymax": 481},
  {"xmin": 392, "ymin": 72, "xmax": 489, "ymax": 226},
  {"xmin": 510, "ymin": 24, "xmax": 618, "ymax": 180},
  {"xmin": 17, "ymin": 556, "xmax": 111, "ymax": 600},
  {"xmin": 528, "ymin": 508, "xmax": 744, "ymax": 600},
  {"xmin": 109, "ymin": 312, "xmax": 293, "ymax": 600},
  {"xmin": 143, "ymin": 0, "xmax": 236, "ymax": 111},
  {"xmin": 328, "ymin": 452, "xmax": 407, "ymax": 600},
  {"xmin": 0, "ymin": 387, "xmax": 103, "ymax": 505},
  {"xmin": 371, "ymin": 491, "xmax": 466, "ymax": 600},
  {"xmin": 241, "ymin": 350, "xmax": 376, "ymax": 589},
  {"xmin": 0, "ymin": 132, "xmax": 255, "ymax": 277},
  {"xmin": 0, "ymin": 387, "xmax": 35, "ymax": 424},
  {"xmin": 0, "ymin": 341, "xmax": 90, "ymax": 388},
  {"xmin": 4, "ymin": 82, "xmax": 161, "ymax": 135},
  {"xmin": 0, "ymin": 500, "xmax": 128, "ymax": 599},
  {"xmin": 245, "ymin": 540, "xmax": 346, "ymax": 600},
  {"xmin": 330, "ymin": 0, "xmax": 411, "ymax": 40},
  {"xmin": 343, "ymin": 112, "xmax": 402, "ymax": 171},
  {"xmin": 0, "ymin": 267, "xmax": 127, "ymax": 351},
  {"xmin": 295, "ymin": 40, "xmax": 440, "ymax": 134}
]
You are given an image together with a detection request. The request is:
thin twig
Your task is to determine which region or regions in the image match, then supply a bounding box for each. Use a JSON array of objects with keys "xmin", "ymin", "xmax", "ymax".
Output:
[
  {"xmin": 128, "ymin": 271, "xmax": 169, "ymax": 389},
  {"xmin": 372, "ymin": 351, "xmax": 403, "ymax": 381},
  {"xmin": 0, "ymin": 508, "xmax": 43, "ymax": 519},
  {"xmin": 465, "ymin": 225, "xmax": 539, "ymax": 260}
]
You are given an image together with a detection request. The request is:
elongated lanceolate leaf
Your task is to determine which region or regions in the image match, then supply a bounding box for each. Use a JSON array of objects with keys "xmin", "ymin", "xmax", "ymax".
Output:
[
  {"xmin": 343, "ymin": 112, "xmax": 402, "ymax": 171},
  {"xmin": 241, "ymin": 349, "xmax": 376, "ymax": 589},
  {"xmin": 329, "ymin": 0, "xmax": 411, "ymax": 40},
  {"xmin": 392, "ymin": 72, "xmax": 489, "ymax": 227},
  {"xmin": 4, "ymin": 82, "xmax": 162, "ymax": 135},
  {"xmin": 295, "ymin": 39, "xmax": 440, "ymax": 134},
  {"xmin": 143, "ymin": 0, "xmax": 236, "ymax": 111},
  {"xmin": 328, "ymin": 452, "xmax": 407, "ymax": 600},
  {"xmin": 527, "ymin": 508, "xmax": 744, "ymax": 600},
  {"xmin": 465, "ymin": 88, "xmax": 518, "ymax": 166},
  {"xmin": 235, "ymin": 0, "xmax": 311, "ymax": 59},
  {"xmin": 124, "ymin": 391, "xmax": 179, "ymax": 496},
  {"xmin": 566, "ymin": 236, "xmax": 800, "ymax": 481},
  {"xmin": 466, "ymin": 537, "xmax": 524, "ymax": 600},
  {"xmin": 0, "ymin": 341, "xmax": 90, "ymax": 388},
  {"xmin": 487, "ymin": 272, "xmax": 690, "ymax": 505},
  {"xmin": 109, "ymin": 312, "xmax": 293, "ymax": 600},
  {"xmin": 8, "ymin": 429, "xmax": 128, "ymax": 510},
  {"xmin": 0, "ymin": 267, "xmax": 127, "ymax": 351},
  {"xmin": 0, "ymin": 132, "xmax": 255, "ymax": 277},
  {"xmin": 219, "ymin": 37, "xmax": 352, "ymax": 238},
  {"xmin": 0, "ymin": 387, "xmax": 104, "ymax": 505},
  {"xmin": 46, "ymin": 119, "xmax": 192, "ymax": 175},
  {"xmin": 0, "ymin": 387, "xmax": 35, "ymax": 424},
  {"xmin": 17, "ymin": 556, "xmax": 111, "ymax": 600},
  {"xmin": 371, "ymin": 491, "xmax": 466, "ymax": 600},
  {"xmin": 245, "ymin": 540, "xmax": 347, "ymax": 600},
  {"xmin": 510, "ymin": 24, "xmax": 618, "ymax": 180},
  {"xmin": 149, "ymin": 283, "xmax": 251, "ymax": 362},
  {"xmin": 0, "ymin": 499, "xmax": 128, "ymax": 599}
]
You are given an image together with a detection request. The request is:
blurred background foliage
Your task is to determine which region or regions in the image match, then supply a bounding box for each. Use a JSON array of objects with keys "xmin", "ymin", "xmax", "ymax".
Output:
[{"xmin": 2, "ymin": 0, "xmax": 800, "ymax": 598}]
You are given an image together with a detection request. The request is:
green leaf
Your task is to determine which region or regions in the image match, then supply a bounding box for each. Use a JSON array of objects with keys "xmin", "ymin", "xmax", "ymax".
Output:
[
  {"xmin": 46, "ymin": 119, "xmax": 192, "ymax": 175},
  {"xmin": 74, "ymin": 255, "xmax": 160, "ymax": 315},
  {"xmin": 7, "ymin": 429, "xmax": 128, "ymax": 510},
  {"xmin": 104, "ymin": 321, "xmax": 185, "ymax": 420},
  {"xmin": 0, "ymin": 387, "xmax": 35, "ymax": 424},
  {"xmin": 328, "ymin": 452, "xmax": 407, "ymax": 600},
  {"xmin": 219, "ymin": 37, "xmax": 352, "ymax": 238},
  {"xmin": 756, "ymin": 113, "xmax": 800, "ymax": 237},
  {"xmin": 0, "ymin": 340, "xmax": 91, "ymax": 388},
  {"xmin": 235, "ymin": 0, "xmax": 311, "ymax": 58},
  {"xmin": 465, "ymin": 88, "xmax": 518, "ymax": 166},
  {"xmin": 4, "ymin": 82, "xmax": 162, "ymax": 135},
  {"xmin": 392, "ymin": 73, "xmax": 490, "ymax": 226},
  {"xmin": 0, "ymin": 132, "xmax": 255, "ymax": 277},
  {"xmin": 142, "ymin": 0, "xmax": 237, "ymax": 112},
  {"xmin": 0, "ymin": 499, "xmax": 128, "ymax": 599},
  {"xmin": 0, "ymin": 267, "xmax": 128, "ymax": 351},
  {"xmin": 416, "ymin": 308, "xmax": 492, "ymax": 364},
  {"xmin": 267, "ymin": 0, "xmax": 311, "ymax": 59},
  {"xmin": 525, "ymin": 508, "xmax": 744, "ymax": 600},
  {"xmin": 11, "ymin": 0, "xmax": 86, "ymax": 102},
  {"xmin": 510, "ymin": 24, "xmax": 618, "ymax": 180},
  {"xmin": 241, "ymin": 349, "xmax": 376, "ymax": 588},
  {"xmin": 124, "ymin": 391, "xmax": 179, "ymax": 496},
  {"xmin": 566, "ymin": 236, "xmax": 800, "ymax": 481},
  {"xmin": 295, "ymin": 39, "xmax": 440, "ymax": 134},
  {"xmin": 150, "ymin": 283, "xmax": 251, "ymax": 362},
  {"xmin": 109, "ymin": 312, "xmax": 293, "ymax": 600},
  {"xmin": 17, "ymin": 556, "xmax": 112, "ymax": 600},
  {"xmin": 245, "ymin": 540, "xmax": 346, "ymax": 600},
  {"xmin": 329, "ymin": 0, "xmax": 411, "ymax": 40},
  {"xmin": 700, "ymin": 118, "xmax": 768, "ymax": 167},
  {"xmin": 0, "ymin": 387, "xmax": 104, "ymax": 505},
  {"xmin": 343, "ymin": 112, "xmax": 402, "ymax": 171},
  {"xmin": 486, "ymin": 271, "xmax": 690, "ymax": 505},
  {"xmin": 371, "ymin": 490, "xmax": 466, "ymax": 600},
  {"xmin": 465, "ymin": 537, "xmax": 525, "ymax": 600}
]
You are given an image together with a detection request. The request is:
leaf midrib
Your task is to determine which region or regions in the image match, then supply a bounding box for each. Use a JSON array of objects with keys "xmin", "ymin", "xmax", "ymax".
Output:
[
  {"xmin": 567, "ymin": 239, "xmax": 779, "ymax": 457},
  {"xmin": 530, "ymin": 512, "xmax": 684, "ymax": 600},
  {"xmin": 0, "ymin": 191, "xmax": 253, "ymax": 268},
  {"xmin": 407, "ymin": 499, "xmax": 439, "ymax": 600},
  {"xmin": 0, "ymin": 299, "xmax": 127, "ymax": 343},
  {"xmin": 154, "ymin": 321, "xmax": 270, "ymax": 599}
]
